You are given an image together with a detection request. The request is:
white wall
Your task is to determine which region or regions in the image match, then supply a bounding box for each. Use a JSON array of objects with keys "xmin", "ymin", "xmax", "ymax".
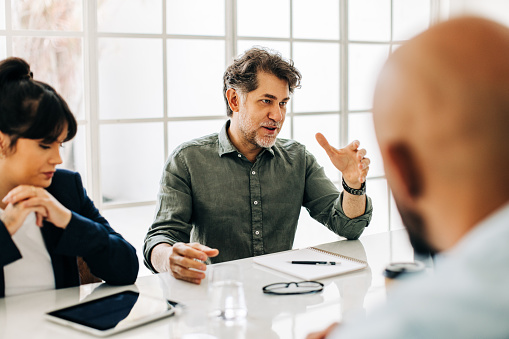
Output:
[{"xmin": 448, "ymin": 0, "xmax": 509, "ymax": 26}]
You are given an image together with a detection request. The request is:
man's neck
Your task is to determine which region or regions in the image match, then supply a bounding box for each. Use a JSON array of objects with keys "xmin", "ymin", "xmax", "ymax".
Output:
[
  {"xmin": 227, "ymin": 122, "xmax": 262, "ymax": 163},
  {"xmin": 426, "ymin": 191, "xmax": 509, "ymax": 253}
]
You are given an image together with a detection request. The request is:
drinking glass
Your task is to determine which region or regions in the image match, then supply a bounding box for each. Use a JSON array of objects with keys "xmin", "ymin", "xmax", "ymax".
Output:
[{"xmin": 208, "ymin": 264, "xmax": 247, "ymax": 321}]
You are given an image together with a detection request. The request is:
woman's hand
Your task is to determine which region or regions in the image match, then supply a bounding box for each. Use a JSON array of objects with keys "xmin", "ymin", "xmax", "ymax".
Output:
[
  {"xmin": 0, "ymin": 199, "xmax": 48, "ymax": 235},
  {"xmin": 2, "ymin": 185, "xmax": 72, "ymax": 234}
]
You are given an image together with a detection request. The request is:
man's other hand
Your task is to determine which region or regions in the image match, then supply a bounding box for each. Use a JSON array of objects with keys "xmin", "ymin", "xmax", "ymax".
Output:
[{"xmin": 151, "ymin": 242, "xmax": 219, "ymax": 284}]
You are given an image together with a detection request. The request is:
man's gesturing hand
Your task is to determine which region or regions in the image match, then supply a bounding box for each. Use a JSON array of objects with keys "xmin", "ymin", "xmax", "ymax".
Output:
[{"xmin": 316, "ymin": 133, "xmax": 370, "ymax": 189}]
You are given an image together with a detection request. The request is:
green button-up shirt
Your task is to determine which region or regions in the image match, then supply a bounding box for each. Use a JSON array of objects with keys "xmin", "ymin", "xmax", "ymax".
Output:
[{"xmin": 144, "ymin": 122, "xmax": 372, "ymax": 269}]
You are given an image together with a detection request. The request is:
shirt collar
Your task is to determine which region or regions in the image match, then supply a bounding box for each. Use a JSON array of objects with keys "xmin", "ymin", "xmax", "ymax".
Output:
[
  {"xmin": 218, "ymin": 120, "xmax": 275, "ymax": 158},
  {"xmin": 218, "ymin": 120, "xmax": 237, "ymax": 156}
]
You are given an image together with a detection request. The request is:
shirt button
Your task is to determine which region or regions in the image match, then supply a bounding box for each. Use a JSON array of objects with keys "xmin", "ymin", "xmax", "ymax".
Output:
[
  {"xmin": 238, "ymin": 154, "xmax": 242, "ymax": 158},
  {"xmin": 253, "ymin": 201, "xmax": 258, "ymax": 205},
  {"xmin": 251, "ymin": 171, "xmax": 256, "ymax": 175},
  {"xmin": 255, "ymin": 231, "xmax": 260, "ymax": 235}
]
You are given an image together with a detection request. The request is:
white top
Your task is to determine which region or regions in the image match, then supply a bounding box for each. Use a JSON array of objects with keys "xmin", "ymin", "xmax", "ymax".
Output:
[
  {"xmin": 330, "ymin": 202, "xmax": 509, "ymax": 339},
  {"xmin": 3, "ymin": 211, "xmax": 55, "ymax": 296}
]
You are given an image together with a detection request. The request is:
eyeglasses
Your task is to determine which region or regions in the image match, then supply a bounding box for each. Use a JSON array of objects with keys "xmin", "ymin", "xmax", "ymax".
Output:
[{"xmin": 262, "ymin": 281, "xmax": 324, "ymax": 295}]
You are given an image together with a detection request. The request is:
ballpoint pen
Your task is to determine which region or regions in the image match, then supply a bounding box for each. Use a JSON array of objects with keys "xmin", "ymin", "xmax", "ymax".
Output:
[{"xmin": 290, "ymin": 261, "xmax": 341, "ymax": 265}]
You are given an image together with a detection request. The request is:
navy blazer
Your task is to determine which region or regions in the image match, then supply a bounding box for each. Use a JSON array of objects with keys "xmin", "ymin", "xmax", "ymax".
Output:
[{"xmin": 0, "ymin": 169, "xmax": 139, "ymax": 297}]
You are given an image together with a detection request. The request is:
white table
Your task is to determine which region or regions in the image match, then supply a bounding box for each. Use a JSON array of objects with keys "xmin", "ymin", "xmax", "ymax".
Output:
[{"xmin": 0, "ymin": 230, "xmax": 415, "ymax": 339}]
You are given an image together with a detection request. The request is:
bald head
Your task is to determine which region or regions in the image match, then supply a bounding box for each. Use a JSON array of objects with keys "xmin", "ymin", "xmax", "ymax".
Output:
[{"xmin": 374, "ymin": 17, "xmax": 509, "ymax": 252}]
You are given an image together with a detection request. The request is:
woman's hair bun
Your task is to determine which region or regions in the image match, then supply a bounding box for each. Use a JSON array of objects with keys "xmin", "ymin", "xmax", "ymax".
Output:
[{"xmin": 0, "ymin": 57, "xmax": 33, "ymax": 87}]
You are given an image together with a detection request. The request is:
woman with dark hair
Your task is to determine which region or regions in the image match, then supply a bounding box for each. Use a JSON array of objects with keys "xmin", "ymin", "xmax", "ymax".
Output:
[{"xmin": 0, "ymin": 57, "xmax": 138, "ymax": 297}]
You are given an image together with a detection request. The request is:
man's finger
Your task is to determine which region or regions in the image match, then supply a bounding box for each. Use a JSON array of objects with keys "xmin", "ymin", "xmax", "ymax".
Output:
[
  {"xmin": 204, "ymin": 248, "xmax": 219, "ymax": 257},
  {"xmin": 173, "ymin": 243, "xmax": 208, "ymax": 261},
  {"xmin": 356, "ymin": 148, "xmax": 367, "ymax": 159},
  {"xmin": 348, "ymin": 140, "xmax": 361, "ymax": 151},
  {"xmin": 171, "ymin": 262, "xmax": 206, "ymax": 283},
  {"xmin": 188, "ymin": 242, "xmax": 216, "ymax": 252},
  {"xmin": 359, "ymin": 157, "xmax": 371, "ymax": 170},
  {"xmin": 316, "ymin": 133, "xmax": 335, "ymax": 157},
  {"xmin": 187, "ymin": 243, "xmax": 219, "ymax": 259}
]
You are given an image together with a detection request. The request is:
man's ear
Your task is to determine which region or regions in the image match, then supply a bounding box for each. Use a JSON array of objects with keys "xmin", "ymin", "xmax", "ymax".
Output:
[
  {"xmin": 226, "ymin": 88, "xmax": 241, "ymax": 113},
  {"xmin": 385, "ymin": 142, "xmax": 424, "ymax": 201}
]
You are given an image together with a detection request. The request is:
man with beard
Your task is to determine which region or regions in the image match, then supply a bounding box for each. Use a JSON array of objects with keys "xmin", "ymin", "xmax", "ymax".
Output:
[
  {"xmin": 307, "ymin": 16, "xmax": 509, "ymax": 339},
  {"xmin": 144, "ymin": 48, "xmax": 373, "ymax": 284}
]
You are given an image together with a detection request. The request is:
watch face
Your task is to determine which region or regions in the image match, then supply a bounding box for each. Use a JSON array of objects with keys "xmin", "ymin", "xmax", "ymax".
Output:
[{"xmin": 384, "ymin": 261, "xmax": 425, "ymax": 279}]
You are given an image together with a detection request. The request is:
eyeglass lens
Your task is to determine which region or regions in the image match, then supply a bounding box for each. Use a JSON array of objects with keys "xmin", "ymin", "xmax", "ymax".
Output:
[{"xmin": 266, "ymin": 281, "xmax": 322, "ymax": 294}]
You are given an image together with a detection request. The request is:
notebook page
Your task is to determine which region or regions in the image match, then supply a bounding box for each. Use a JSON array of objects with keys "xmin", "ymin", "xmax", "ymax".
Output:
[{"xmin": 253, "ymin": 247, "xmax": 367, "ymax": 281}]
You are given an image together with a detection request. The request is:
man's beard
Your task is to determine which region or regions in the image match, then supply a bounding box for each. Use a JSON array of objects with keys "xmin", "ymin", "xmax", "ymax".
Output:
[
  {"xmin": 238, "ymin": 113, "xmax": 280, "ymax": 148},
  {"xmin": 394, "ymin": 197, "xmax": 437, "ymax": 256}
]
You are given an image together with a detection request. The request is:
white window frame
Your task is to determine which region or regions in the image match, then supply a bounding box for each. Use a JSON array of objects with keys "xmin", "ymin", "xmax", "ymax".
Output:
[{"xmin": 1, "ymin": 0, "xmax": 443, "ymax": 235}]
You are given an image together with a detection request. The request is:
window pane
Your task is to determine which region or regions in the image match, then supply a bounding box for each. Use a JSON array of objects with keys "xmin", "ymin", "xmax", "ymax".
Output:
[
  {"xmin": 293, "ymin": 42, "xmax": 340, "ymax": 113},
  {"xmin": 12, "ymin": 36, "xmax": 85, "ymax": 120},
  {"xmin": 168, "ymin": 119, "xmax": 227, "ymax": 154},
  {"xmin": 237, "ymin": 0, "xmax": 290, "ymax": 38},
  {"xmin": 12, "ymin": 0, "xmax": 82, "ymax": 31},
  {"xmin": 348, "ymin": 112, "xmax": 384, "ymax": 178},
  {"xmin": 293, "ymin": 207, "xmax": 341, "ymax": 249},
  {"xmin": 349, "ymin": 0, "xmax": 391, "ymax": 42},
  {"xmin": 100, "ymin": 123, "xmax": 164, "ymax": 204},
  {"xmin": 237, "ymin": 40, "xmax": 291, "ymax": 61},
  {"xmin": 98, "ymin": 38, "xmax": 163, "ymax": 119},
  {"xmin": 60, "ymin": 125, "xmax": 88, "ymax": 187},
  {"xmin": 102, "ymin": 205, "xmax": 155, "ymax": 277},
  {"xmin": 0, "ymin": 37, "xmax": 5, "ymax": 59},
  {"xmin": 348, "ymin": 44, "xmax": 389, "ymax": 111},
  {"xmin": 0, "ymin": 0, "xmax": 5, "ymax": 29},
  {"xmin": 97, "ymin": 0, "xmax": 161, "ymax": 34},
  {"xmin": 167, "ymin": 0, "xmax": 224, "ymax": 36},
  {"xmin": 293, "ymin": 0, "xmax": 339, "ymax": 40},
  {"xmin": 391, "ymin": 44, "xmax": 402, "ymax": 54},
  {"xmin": 279, "ymin": 117, "xmax": 291, "ymax": 140},
  {"xmin": 293, "ymin": 114, "xmax": 340, "ymax": 182},
  {"xmin": 167, "ymin": 39, "xmax": 225, "ymax": 117},
  {"xmin": 452, "ymin": 1, "xmax": 509, "ymax": 27},
  {"xmin": 393, "ymin": 0, "xmax": 431, "ymax": 40},
  {"xmin": 361, "ymin": 178, "xmax": 388, "ymax": 236}
]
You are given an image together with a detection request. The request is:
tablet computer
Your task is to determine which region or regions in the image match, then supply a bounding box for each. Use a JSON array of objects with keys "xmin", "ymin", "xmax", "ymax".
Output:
[{"xmin": 45, "ymin": 290, "xmax": 177, "ymax": 337}]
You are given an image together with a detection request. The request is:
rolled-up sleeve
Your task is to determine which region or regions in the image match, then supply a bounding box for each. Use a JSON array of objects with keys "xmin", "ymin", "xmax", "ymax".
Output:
[{"xmin": 303, "ymin": 151, "xmax": 373, "ymax": 240}]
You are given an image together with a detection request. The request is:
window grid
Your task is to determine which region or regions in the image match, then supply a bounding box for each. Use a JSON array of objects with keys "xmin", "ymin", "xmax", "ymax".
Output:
[{"xmin": 0, "ymin": 0, "xmax": 438, "ymax": 233}]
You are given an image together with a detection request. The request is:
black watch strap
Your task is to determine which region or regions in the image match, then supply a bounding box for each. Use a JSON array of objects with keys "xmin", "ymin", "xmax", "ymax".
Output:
[{"xmin": 342, "ymin": 177, "xmax": 366, "ymax": 195}]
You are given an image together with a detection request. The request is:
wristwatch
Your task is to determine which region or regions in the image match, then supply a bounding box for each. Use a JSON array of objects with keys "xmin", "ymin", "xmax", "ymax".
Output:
[{"xmin": 342, "ymin": 177, "xmax": 366, "ymax": 195}]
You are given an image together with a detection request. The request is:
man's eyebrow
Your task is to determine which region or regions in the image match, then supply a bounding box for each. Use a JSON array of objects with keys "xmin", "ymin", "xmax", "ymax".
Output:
[{"xmin": 261, "ymin": 93, "xmax": 290, "ymax": 101}]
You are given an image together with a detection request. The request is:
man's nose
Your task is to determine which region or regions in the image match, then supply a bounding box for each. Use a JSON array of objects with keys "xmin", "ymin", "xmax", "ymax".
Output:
[{"xmin": 268, "ymin": 104, "xmax": 284, "ymax": 122}]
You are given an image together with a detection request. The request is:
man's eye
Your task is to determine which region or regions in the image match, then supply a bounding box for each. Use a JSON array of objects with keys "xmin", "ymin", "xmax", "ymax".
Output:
[
  {"xmin": 262, "ymin": 99, "xmax": 271, "ymax": 104},
  {"xmin": 280, "ymin": 102, "xmax": 288, "ymax": 107},
  {"xmin": 39, "ymin": 144, "xmax": 50, "ymax": 150}
]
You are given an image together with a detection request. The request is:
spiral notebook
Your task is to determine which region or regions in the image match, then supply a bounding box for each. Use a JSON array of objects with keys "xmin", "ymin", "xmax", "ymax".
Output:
[{"xmin": 253, "ymin": 247, "xmax": 367, "ymax": 281}]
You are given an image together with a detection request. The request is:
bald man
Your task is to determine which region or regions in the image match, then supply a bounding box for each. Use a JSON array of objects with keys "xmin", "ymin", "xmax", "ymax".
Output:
[{"xmin": 307, "ymin": 16, "xmax": 509, "ymax": 339}]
